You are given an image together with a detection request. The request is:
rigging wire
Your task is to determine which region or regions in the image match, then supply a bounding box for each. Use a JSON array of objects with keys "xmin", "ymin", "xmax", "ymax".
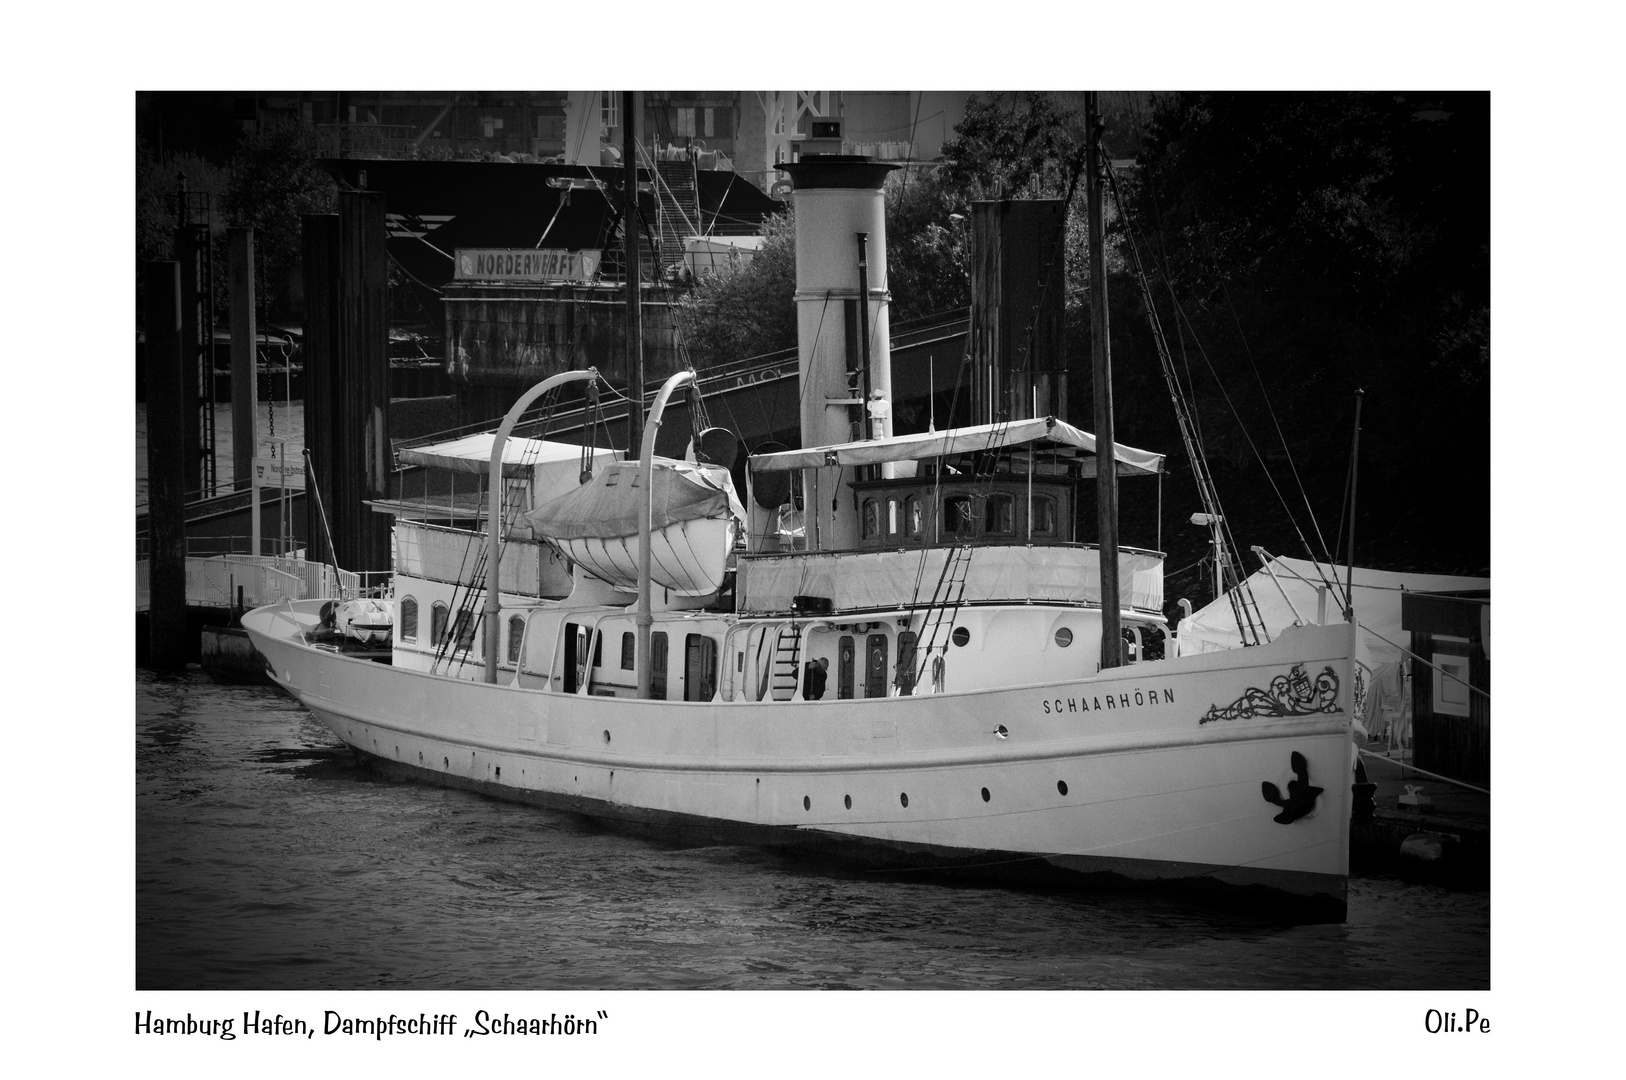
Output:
[
  {"xmin": 1116, "ymin": 160, "xmax": 1348, "ymax": 611},
  {"xmin": 1101, "ymin": 159, "xmax": 1266, "ymax": 643}
]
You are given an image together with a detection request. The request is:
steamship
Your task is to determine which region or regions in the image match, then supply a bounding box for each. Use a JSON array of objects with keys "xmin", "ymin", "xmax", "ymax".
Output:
[{"xmin": 243, "ymin": 150, "xmax": 1361, "ymax": 920}]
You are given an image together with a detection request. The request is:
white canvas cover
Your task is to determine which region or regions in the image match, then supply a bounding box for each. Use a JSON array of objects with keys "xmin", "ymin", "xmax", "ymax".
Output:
[
  {"xmin": 747, "ymin": 417, "xmax": 1164, "ymax": 476},
  {"xmin": 1179, "ymin": 556, "xmax": 1489, "ymax": 662},
  {"xmin": 522, "ymin": 459, "xmax": 745, "ymax": 541},
  {"xmin": 1179, "ymin": 556, "xmax": 1489, "ymax": 732},
  {"xmin": 738, "ymin": 546, "xmax": 1164, "ymax": 614},
  {"xmin": 397, "ymin": 434, "xmax": 616, "ymax": 481}
]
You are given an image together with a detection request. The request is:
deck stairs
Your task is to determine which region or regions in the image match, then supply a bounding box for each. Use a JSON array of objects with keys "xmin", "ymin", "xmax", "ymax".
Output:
[{"xmin": 769, "ymin": 623, "xmax": 803, "ymax": 701}]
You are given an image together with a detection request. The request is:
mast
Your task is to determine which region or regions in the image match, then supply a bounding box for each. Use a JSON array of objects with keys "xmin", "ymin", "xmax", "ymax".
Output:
[
  {"xmin": 1087, "ymin": 93, "xmax": 1122, "ymax": 669},
  {"xmin": 623, "ymin": 91, "xmax": 644, "ymax": 454}
]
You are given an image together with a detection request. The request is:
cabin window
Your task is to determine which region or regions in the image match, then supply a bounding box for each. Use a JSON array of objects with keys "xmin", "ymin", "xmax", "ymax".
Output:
[
  {"xmin": 651, "ymin": 632, "xmax": 669, "ymax": 700},
  {"xmin": 896, "ymin": 631, "xmax": 917, "ymax": 696},
  {"xmin": 399, "ymin": 596, "xmax": 418, "ymax": 643},
  {"xmin": 904, "ymin": 496, "xmax": 923, "ymax": 539},
  {"xmin": 453, "ymin": 610, "xmax": 476, "ymax": 651},
  {"xmin": 1031, "ymin": 496, "xmax": 1057, "ymax": 536},
  {"xmin": 865, "ymin": 634, "xmax": 889, "ymax": 698},
  {"xmin": 507, "ymin": 615, "xmax": 525, "ymax": 663},
  {"xmin": 887, "ymin": 497, "xmax": 900, "ymax": 538},
  {"xmin": 861, "ymin": 498, "xmax": 881, "ymax": 541},
  {"xmin": 943, "ymin": 495, "xmax": 974, "ymax": 538},
  {"xmin": 1433, "ymin": 652, "xmax": 1472, "ymax": 717},
  {"xmin": 430, "ymin": 602, "xmax": 448, "ymax": 646},
  {"xmin": 685, "ymin": 634, "xmax": 717, "ymax": 702},
  {"xmin": 985, "ymin": 493, "xmax": 1014, "ymax": 536},
  {"xmin": 592, "ymin": 633, "xmax": 603, "ymax": 667},
  {"xmin": 621, "ymin": 632, "xmax": 635, "ymax": 670},
  {"xmin": 837, "ymin": 635, "xmax": 856, "ymax": 699}
]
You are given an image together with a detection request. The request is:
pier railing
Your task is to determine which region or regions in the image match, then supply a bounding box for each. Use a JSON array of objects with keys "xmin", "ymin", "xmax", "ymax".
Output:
[{"xmin": 136, "ymin": 553, "xmax": 391, "ymax": 611}]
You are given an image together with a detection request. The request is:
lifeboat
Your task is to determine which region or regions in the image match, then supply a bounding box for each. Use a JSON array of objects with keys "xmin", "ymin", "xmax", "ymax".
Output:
[{"xmin": 523, "ymin": 458, "xmax": 744, "ymax": 596}]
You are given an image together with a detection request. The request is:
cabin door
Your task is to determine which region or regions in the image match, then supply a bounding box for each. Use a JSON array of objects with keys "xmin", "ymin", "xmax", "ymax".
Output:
[
  {"xmin": 837, "ymin": 635, "xmax": 856, "ymax": 699},
  {"xmin": 865, "ymin": 633, "xmax": 888, "ymax": 698},
  {"xmin": 684, "ymin": 634, "xmax": 717, "ymax": 702},
  {"xmin": 562, "ymin": 622, "xmax": 581, "ymax": 694}
]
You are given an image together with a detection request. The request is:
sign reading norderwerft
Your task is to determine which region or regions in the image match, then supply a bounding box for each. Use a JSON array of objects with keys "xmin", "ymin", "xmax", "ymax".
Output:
[
  {"xmin": 252, "ymin": 456, "xmax": 305, "ymax": 489},
  {"xmin": 455, "ymin": 249, "xmax": 601, "ymax": 282}
]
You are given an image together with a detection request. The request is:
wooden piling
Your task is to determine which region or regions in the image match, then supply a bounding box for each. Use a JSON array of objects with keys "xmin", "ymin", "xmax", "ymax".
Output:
[
  {"xmin": 229, "ymin": 227, "xmax": 258, "ymax": 493},
  {"xmin": 143, "ymin": 261, "xmax": 188, "ymax": 670},
  {"xmin": 302, "ymin": 213, "xmax": 340, "ymax": 567},
  {"xmin": 301, "ymin": 194, "xmax": 391, "ymax": 578}
]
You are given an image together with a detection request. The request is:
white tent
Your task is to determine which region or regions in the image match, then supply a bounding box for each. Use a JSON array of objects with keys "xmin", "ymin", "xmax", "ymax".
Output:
[{"xmin": 1178, "ymin": 556, "xmax": 1489, "ymax": 736}]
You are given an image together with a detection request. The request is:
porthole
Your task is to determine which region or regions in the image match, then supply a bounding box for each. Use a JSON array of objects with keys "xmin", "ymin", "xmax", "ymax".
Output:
[
  {"xmin": 844, "ymin": 794, "xmax": 852, "ymax": 809},
  {"xmin": 981, "ymin": 787, "xmax": 990, "ymax": 802},
  {"xmin": 603, "ymin": 730, "xmax": 611, "ymax": 744},
  {"xmin": 900, "ymin": 792, "xmax": 909, "ymax": 808},
  {"xmin": 495, "ymin": 767, "xmax": 501, "ymax": 780},
  {"xmin": 1057, "ymin": 780, "xmax": 1069, "ymax": 796},
  {"xmin": 1054, "ymin": 627, "xmax": 1073, "ymax": 647},
  {"xmin": 803, "ymin": 796, "xmax": 811, "ymax": 811},
  {"xmin": 951, "ymin": 627, "xmax": 971, "ymax": 648},
  {"xmin": 443, "ymin": 757, "xmax": 449, "ymax": 768}
]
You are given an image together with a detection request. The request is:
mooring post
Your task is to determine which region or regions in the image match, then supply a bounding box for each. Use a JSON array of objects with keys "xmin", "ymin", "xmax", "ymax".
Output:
[{"xmin": 144, "ymin": 260, "xmax": 188, "ymax": 670}]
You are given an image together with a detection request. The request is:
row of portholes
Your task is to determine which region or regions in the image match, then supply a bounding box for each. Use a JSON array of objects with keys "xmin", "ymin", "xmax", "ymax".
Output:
[{"xmin": 797, "ymin": 781, "xmax": 1072, "ymax": 811}]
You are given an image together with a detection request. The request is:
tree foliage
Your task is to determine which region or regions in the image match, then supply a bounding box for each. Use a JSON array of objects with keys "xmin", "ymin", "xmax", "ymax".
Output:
[
  {"xmin": 223, "ymin": 123, "xmax": 338, "ymax": 319},
  {"xmin": 1122, "ymin": 92, "xmax": 1490, "ymax": 577},
  {"xmin": 674, "ymin": 209, "xmax": 798, "ymax": 367}
]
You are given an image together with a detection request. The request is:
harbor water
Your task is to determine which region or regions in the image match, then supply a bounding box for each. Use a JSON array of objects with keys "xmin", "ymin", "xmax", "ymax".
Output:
[{"xmin": 137, "ymin": 669, "xmax": 1489, "ymax": 990}]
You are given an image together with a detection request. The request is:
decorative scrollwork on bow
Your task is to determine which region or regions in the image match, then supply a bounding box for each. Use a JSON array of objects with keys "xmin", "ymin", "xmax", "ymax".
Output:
[{"xmin": 1199, "ymin": 663, "xmax": 1340, "ymax": 725}]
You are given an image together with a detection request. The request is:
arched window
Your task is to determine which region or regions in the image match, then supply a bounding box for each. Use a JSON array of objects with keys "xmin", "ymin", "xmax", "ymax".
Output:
[
  {"xmin": 861, "ymin": 498, "xmax": 881, "ymax": 541},
  {"xmin": 430, "ymin": 602, "xmax": 448, "ymax": 645},
  {"xmin": 399, "ymin": 596, "xmax": 418, "ymax": 642},
  {"xmin": 943, "ymin": 495, "xmax": 974, "ymax": 538},
  {"xmin": 454, "ymin": 610, "xmax": 476, "ymax": 651},
  {"xmin": 1031, "ymin": 496, "xmax": 1057, "ymax": 536},
  {"xmin": 984, "ymin": 493, "xmax": 1014, "ymax": 535},
  {"xmin": 904, "ymin": 495, "xmax": 923, "ymax": 539},
  {"xmin": 507, "ymin": 615, "xmax": 526, "ymax": 663}
]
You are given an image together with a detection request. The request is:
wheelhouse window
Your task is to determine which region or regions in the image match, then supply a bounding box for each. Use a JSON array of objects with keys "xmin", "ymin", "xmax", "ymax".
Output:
[
  {"xmin": 430, "ymin": 602, "xmax": 448, "ymax": 645},
  {"xmin": 507, "ymin": 615, "xmax": 525, "ymax": 663},
  {"xmin": 399, "ymin": 596, "xmax": 418, "ymax": 642},
  {"xmin": 984, "ymin": 493, "xmax": 1014, "ymax": 536}
]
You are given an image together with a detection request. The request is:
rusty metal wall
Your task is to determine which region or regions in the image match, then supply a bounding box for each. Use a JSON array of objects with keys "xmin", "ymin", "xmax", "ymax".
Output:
[{"xmin": 443, "ymin": 283, "xmax": 681, "ymax": 390}]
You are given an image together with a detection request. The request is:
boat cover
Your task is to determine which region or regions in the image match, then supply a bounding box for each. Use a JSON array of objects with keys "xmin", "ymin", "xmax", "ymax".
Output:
[
  {"xmin": 747, "ymin": 417, "xmax": 1164, "ymax": 476},
  {"xmin": 523, "ymin": 459, "xmax": 745, "ymax": 540}
]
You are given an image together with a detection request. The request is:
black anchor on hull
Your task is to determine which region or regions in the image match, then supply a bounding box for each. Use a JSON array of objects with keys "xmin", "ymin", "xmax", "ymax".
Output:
[{"xmin": 1261, "ymin": 751, "xmax": 1323, "ymax": 824}]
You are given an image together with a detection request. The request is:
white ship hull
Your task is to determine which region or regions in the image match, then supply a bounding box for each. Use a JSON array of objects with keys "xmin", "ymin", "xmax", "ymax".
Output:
[{"xmin": 244, "ymin": 600, "xmax": 1355, "ymax": 918}]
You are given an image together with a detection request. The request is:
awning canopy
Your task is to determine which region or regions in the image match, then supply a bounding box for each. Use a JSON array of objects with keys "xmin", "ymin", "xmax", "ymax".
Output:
[
  {"xmin": 396, "ymin": 434, "xmax": 615, "ymax": 478},
  {"xmin": 746, "ymin": 417, "xmax": 1164, "ymax": 476}
]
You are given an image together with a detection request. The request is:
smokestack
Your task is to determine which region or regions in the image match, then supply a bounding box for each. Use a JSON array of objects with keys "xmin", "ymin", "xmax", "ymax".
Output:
[{"xmin": 781, "ymin": 155, "xmax": 898, "ymax": 552}]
